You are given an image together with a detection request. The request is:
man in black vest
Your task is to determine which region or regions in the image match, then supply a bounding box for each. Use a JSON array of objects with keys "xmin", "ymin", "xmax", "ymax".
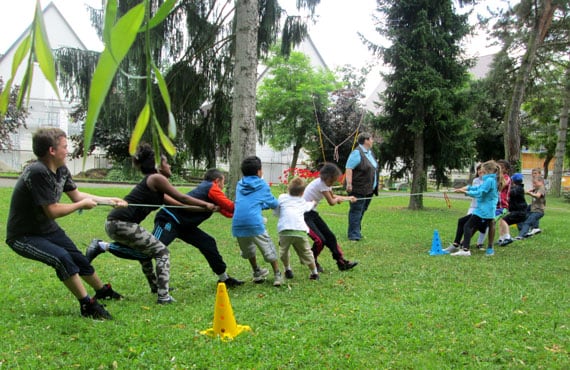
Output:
[{"xmin": 344, "ymin": 132, "xmax": 379, "ymax": 241}]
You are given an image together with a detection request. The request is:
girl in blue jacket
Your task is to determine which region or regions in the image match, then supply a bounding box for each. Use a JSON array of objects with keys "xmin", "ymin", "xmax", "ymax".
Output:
[{"xmin": 447, "ymin": 160, "xmax": 505, "ymax": 257}]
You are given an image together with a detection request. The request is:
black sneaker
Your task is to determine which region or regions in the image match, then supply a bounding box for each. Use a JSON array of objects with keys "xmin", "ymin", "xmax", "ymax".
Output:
[
  {"xmin": 309, "ymin": 273, "xmax": 319, "ymax": 280},
  {"xmin": 316, "ymin": 262, "xmax": 324, "ymax": 273},
  {"xmin": 86, "ymin": 239, "xmax": 105, "ymax": 263},
  {"xmin": 219, "ymin": 276, "xmax": 245, "ymax": 288},
  {"xmin": 81, "ymin": 298, "xmax": 112, "ymax": 320},
  {"xmin": 95, "ymin": 283, "xmax": 124, "ymax": 300},
  {"xmin": 338, "ymin": 260, "xmax": 358, "ymax": 271},
  {"xmin": 285, "ymin": 269, "xmax": 294, "ymax": 279}
]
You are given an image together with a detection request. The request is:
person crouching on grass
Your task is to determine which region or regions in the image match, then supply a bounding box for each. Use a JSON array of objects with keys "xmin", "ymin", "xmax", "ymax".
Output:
[
  {"xmin": 5, "ymin": 127, "xmax": 127, "ymax": 320},
  {"xmin": 448, "ymin": 160, "xmax": 505, "ymax": 257}
]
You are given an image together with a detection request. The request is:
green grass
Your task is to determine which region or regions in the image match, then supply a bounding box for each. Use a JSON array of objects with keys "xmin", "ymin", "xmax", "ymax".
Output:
[{"xmin": 0, "ymin": 187, "xmax": 568, "ymax": 369}]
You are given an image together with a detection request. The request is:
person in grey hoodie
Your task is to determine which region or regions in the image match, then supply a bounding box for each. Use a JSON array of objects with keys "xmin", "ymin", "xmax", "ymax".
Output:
[{"xmin": 232, "ymin": 156, "xmax": 283, "ymax": 287}]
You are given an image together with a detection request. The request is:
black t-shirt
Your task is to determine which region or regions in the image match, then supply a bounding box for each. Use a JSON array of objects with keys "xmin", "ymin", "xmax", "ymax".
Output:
[
  {"xmin": 107, "ymin": 175, "xmax": 164, "ymax": 224},
  {"xmin": 6, "ymin": 161, "xmax": 77, "ymax": 241}
]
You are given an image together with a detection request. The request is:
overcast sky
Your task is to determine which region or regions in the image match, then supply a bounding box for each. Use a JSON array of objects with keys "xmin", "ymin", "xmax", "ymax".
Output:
[{"xmin": 1, "ymin": 0, "xmax": 506, "ymax": 95}]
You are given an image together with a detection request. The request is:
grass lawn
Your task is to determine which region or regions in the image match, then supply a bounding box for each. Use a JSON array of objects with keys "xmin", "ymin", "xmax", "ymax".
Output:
[{"xmin": 0, "ymin": 186, "xmax": 568, "ymax": 369}]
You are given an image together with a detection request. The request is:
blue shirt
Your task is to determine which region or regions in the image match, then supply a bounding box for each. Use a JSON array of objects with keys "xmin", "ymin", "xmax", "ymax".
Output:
[
  {"xmin": 232, "ymin": 176, "xmax": 278, "ymax": 237},
  {"xmin": 346, "ymin": 144, "xmax": 378, "ymax": 188}
]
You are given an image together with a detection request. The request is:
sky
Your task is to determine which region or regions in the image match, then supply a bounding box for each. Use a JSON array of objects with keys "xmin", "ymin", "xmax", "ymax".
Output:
[{"xmin": 0, "ymin": 0, "xmax": 507, "ymax": 95}]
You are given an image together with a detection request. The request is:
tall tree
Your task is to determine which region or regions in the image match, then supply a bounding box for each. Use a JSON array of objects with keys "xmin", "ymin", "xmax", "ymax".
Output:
[
  {"xmin": 228, "ymin": 0, "xmax": 260, "ymax": 199},
  {"xmin": 371, "ymin": 0, "xmax": 474, "ymax": 209},
  {"xmin": 256, "ymin": 50, "xmax": 338, "ymax": 171},
  {"xmin": 492, "ymin": 0, "xmax": 561, "ymax": 168}
]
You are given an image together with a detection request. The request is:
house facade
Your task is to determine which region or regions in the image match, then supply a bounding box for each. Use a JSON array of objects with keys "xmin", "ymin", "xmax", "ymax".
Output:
[{"xmin": 0, "ymin": 3, "xmax": 107, "ymax": 174}]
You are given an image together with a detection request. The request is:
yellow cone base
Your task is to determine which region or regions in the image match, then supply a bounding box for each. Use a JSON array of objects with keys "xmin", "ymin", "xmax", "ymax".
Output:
[{"xmin": 200, "ymin": 282, "xmax": 252, "ymax": 340}]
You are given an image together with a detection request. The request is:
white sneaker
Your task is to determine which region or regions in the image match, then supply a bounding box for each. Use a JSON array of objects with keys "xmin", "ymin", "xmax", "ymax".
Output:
[
  {"xmin": 529, "ymin": 228, "xmax": 542, "ymax": 236},
  {"xmin": 273, "ymin": 272, "xmax": 283, "ymax": 287},
  {"xmin": 444, "ymin": 244, "xmax": 460, "ymax": 253},
  {"xmin": 451, "ymin": 249, "xmax": 471, "ymax": 256}
]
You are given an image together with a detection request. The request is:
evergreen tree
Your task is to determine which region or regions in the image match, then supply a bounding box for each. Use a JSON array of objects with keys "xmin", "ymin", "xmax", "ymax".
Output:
[{"xmin": 371, "ymin": 0, "xmax": 474, "ymax": 209}]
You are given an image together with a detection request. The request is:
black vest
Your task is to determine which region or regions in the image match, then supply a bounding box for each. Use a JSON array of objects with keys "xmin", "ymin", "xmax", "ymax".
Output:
[{"xmin": 351, "ymin": 146, "xmax": 377, "ymax": 195}]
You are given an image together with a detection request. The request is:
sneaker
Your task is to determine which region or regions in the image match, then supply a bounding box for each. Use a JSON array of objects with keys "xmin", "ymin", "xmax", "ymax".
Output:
[
  {"xmin": 219, "ymin": 276, "xmax": 244, "ymax": 288},
  {"xmin": 80, "ymin": 298, "xmax": 112, "ymax": 320},
  {"xmin": 485, "ymin": 247, "xmax": 495, "ymax": 256},
  {"xmin": 528, "ymin": 228, "xmax": 542, "ymax": 236},
  {"xmin": 338, "ymin": 260, "xmax": 358, "ymax": 271},
  {"xmin": 476, "ymin": 244, "xmax": 485, "ymax": 251},
  {"xmin": 94, "ymin": 283, "xmax": 124, "ymax": 300},
  {"xmin": 273, "ymin": 272, "xmax": 283, "ymax": 287},
  {"xmin": 451, "ymin": 249, "xmax": 471, "ymax": 256},
  {"xmin": 157, "ymin": 295, "xmax": 176, "ymax": 304},
  {"xmin": 316, "ymin": 262, "xmax": 324, "ymax": 273},
  {"xmin": 309, "ymin": 273, "xmax": 319, "ymax": 280},
  {"xmin": 499, "ymin": 238, "xmax": 513, "ymax": 247},
  {"xmin": 443, "ymin": 243, "xmax": 460, "ymax": 253},
  {"xmin": 285, "ymin": 269, "xmax": 294, "ymax": 279},
  {"xmin": 86, "ymin": 239, "xmax": 105, "ymax": 262},
  {"xmin": 252, "ymin": 268, "xmax": 269, "ymax": 283}
]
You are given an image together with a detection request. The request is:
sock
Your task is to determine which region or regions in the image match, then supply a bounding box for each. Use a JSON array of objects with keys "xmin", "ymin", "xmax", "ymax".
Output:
[
  {"xmin": 79, "ymin": 295, "xmax": 91, "ymax": 304},
  {"xmin": 311, "ymin": 268, "xmax": 318, "ymax": 274},
  {"xmin": 99, "ymin": 241, "xmax": 110, "ymax": 251},
  {"xmin": 218, "ymin": 272, "xmax": 229, "ymax": 281},
  {"xmin": 285, "ymin": 265, "xmax": 291, "ymax": 271},
  {"xmin": 504, "ymin": 233, "xmax": 511, "ymax": 240}
]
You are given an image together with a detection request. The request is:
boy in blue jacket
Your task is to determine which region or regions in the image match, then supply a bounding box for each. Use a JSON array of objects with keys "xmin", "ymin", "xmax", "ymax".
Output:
[{"xmin": 232, "ymin": 156, "xmax": 283, "ymax": 286}]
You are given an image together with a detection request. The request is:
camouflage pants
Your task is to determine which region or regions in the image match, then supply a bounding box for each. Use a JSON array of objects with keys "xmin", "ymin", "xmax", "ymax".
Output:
[{"xmin": 105, "ymin": 220, "xmax": 170, "ymax": 299}]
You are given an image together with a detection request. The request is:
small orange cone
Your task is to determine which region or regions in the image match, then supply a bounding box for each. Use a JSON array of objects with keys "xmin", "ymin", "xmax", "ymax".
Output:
[{"xmin": 200, "ymin": 282, "xmax": 251, "ymax": 340}]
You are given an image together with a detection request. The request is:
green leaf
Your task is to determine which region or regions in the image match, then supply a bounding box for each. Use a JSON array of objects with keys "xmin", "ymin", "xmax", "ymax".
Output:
[
  {"xmin": 16, "ymin": 62, "xmax": 34, "ymax": 108},
  {"xmin": 103, "ymin": 0, "xmax": 118, "ymax": 46},
  {"xmin": 0, "ymin": 80, "xmax": 12, "ymax": 114},
  {"xmin": 129, "ymin": 103, "xmax": 151, "ymax": 155},
  {"xmin": 145, "ymin": 0, "xmax": 177, "ymax": 31},
  {"xmin": 33, "ymin": 0, "xmax": 60, "ymax": 100},
  {"xmin": 154, "ymin": 116, "xmax": 176, "ymax": 156},
  {"xmin": 168, "ymin": 112, "xmax": 177, "ymax": 138},
  {"xmin": 83, "ymin": 3, "xmax": 145, "ymax": 161},
  {"xmin": 153, "ymin": 64, "xmax": 171, "ymax": 111},
  {"xmin": 10, "ymin": 34, "xmax": 32, "ymax": 77}
]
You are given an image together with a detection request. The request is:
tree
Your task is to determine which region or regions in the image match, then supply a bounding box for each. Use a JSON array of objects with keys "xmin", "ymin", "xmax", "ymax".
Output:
[
  {"xmin": 371, "ymin": 0, "xmax": 474, "ymax": 209},
  {"xmin": 491, "ymin": 0, "xmax": 562, "ymax": 168},
  {"xmin": 0, "ymin": 79, "xmax": 28, "ymax": 151},
  {"xmin": 256, "ymin": 50, "xmax": 339, "ymax": 171},
  {"xmin": 228, "ymin": 0, "xmax": 260, "ymax": 199}
]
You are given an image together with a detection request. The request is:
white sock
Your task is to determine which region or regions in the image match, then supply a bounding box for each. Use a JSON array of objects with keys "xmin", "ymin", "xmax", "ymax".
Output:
[
  {"xmin": 218, "ymin": 272, "xmax": 229, "ymax": 281},
  {"xmin": 99, "ymin": 241, "xmax": 110, "ymax": 251}
]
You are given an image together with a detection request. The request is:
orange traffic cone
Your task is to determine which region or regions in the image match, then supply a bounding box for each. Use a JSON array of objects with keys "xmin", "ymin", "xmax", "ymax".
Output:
[{"xmin": 200, "ymin": 282, "xmax": 251, "ymax": 340}]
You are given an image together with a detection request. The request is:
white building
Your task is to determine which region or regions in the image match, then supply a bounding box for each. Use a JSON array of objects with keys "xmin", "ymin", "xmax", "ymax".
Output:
[{"xmin": 0, "ymin": 2, "xmax": 108, "ymax": 174}]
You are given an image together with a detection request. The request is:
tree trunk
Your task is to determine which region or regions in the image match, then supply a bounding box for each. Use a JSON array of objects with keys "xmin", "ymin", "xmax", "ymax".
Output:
[
  {"xmin": 289, "ymin": 143, "xmax": 301, "ymax": 174},
  {"xmin": 550, "ymin": 60, "xmax": 570, "ymax": 197},
  {"xmin": 227, "ymin": 0, "xmax": 259, "ymax": 200},
  {"xmin": 504, "ymin": 0, "xmax": 556, "ymax": 168},
  {"xmin": 408, "ymin": 131, "xmax": 424, "ymax": 210}
]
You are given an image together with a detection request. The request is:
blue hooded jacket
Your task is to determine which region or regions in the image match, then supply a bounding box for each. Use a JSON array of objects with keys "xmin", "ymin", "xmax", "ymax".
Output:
[
  {"xmin": 466, "ymin": 173, "xmax": 498, "ymax": 219},
  {"xmin": 231, "ymin": 176, "xmax": 278, "ymax": 237}
]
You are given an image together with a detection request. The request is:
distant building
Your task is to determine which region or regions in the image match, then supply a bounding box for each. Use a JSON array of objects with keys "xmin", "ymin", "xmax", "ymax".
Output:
[{"xmin": 0, "ymin": 2, "xmax": 108, "ymax": 173}]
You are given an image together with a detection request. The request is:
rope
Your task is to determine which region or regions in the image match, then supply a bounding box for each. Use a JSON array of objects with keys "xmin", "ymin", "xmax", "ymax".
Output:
[
  {"xmin": 96, "ymin": 202, "xmax": 208, "ymax": 211},
  {"xmin": 338, "ymin": 191, "xmax": 454, "ymax": 207},
  {"xmin": 312, "ymin": 97, "xmax": 365, "ymax": 162}
]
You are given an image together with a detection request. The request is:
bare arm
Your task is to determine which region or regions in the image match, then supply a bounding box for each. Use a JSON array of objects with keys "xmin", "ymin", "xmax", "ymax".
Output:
[
  {"xmin": 345, "ymin": 168, "xmax": 353, "ymax": 193},
  {"xmin": 43, "ymin": 189, "xmax": 128, "ymax": 220},
  {"xmin": 322, "ymin": 190, "xmax": 356, "ymax": 206},
  {"xmin": 149, "ymin": 174, "xmax": 216, "ymax": 211}
]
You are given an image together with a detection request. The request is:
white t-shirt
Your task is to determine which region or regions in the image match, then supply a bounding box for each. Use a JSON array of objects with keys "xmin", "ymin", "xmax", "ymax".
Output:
[
  {"xmin": 302, "ymin": 178, "xmax": 330, "ymax": 207},
  {"xmin": 274, "ymin": 193, "xmax": 315, "ymax": 232}
]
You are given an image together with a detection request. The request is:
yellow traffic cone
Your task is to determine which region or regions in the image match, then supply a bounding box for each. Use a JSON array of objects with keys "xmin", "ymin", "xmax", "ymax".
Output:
[{"xmin": 200, "ymin": 282, "xmax": 251, "ymax": 340}]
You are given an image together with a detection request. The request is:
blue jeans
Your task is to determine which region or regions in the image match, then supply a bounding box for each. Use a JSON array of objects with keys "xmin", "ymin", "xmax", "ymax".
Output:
[
  {"xmin": 518, "ymin": 212, "xmax": 544, "ymax": 237},
  {"xmin": 347, "ymin": 194, "xmax": 372, "ymax": 240}
]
